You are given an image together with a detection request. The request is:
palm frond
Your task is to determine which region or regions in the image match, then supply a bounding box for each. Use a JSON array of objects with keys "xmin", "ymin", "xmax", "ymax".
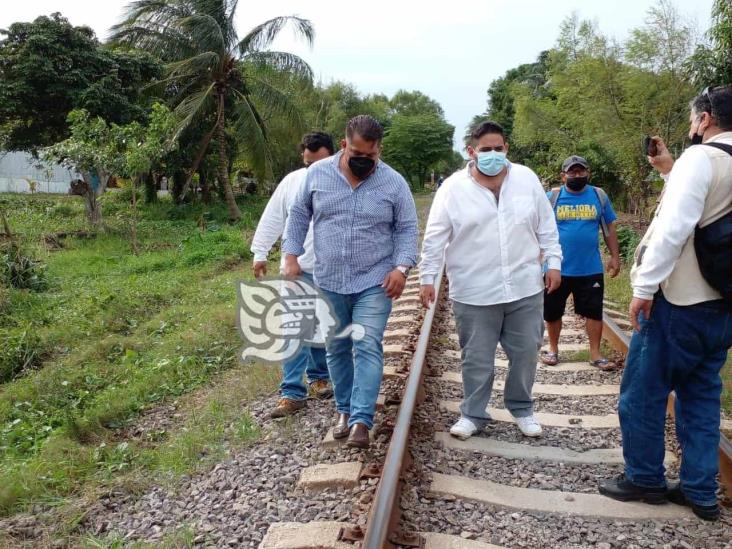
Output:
[
  {"xmin": 111, "ymin": 0, "xmax": 192, "ymax": 36},
  {"xmin": 244, "ymin": 51, "xmax": 313, "ymax": 81},
  {"xmin": 237, "ymin": 16, "xmax": 314, "ymax": 56},
  {"xmin": 239, "ymin": 75, "xmax": 305, "ymax": 130},
  {"xmin": 167, "ymin": 51, "xmax": 222, "ymax": 79},
  {"xmin": 110, "ymin": 19, "xmax": 197, "ymax": 61},
  {"xmin": 172, "ymin": 82, "xmax": 217, "ymax": 141},
  {"xmin": 231, "ymin": 89, "xmax": 274, "ymax": 179},
  {"xmin": 178, "ymin": 13, "xmax": 227, "ymax": 53}
]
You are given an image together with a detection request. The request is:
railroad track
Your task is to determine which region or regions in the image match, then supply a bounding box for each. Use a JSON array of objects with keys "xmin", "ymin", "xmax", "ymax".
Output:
[{"xmin": 260, "ymin": 271, "xmax": 732, "ymax": 548}]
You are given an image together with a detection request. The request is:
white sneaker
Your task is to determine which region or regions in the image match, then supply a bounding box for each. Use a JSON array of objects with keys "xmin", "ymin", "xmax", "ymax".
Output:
[
  {"xmin": 514, "ymin": 414, "xmax": 542, "ymax": 437},
  {"xmin": 450, "ymin": 417, "xmax": 478, "ymax": 440}
]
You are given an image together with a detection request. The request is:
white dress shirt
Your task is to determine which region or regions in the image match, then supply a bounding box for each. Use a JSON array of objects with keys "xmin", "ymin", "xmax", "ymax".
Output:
[
  {"xmin": 250, "ymin": 168, "xmax": 315, "ymax": 273},
  {"xmin": 631, "ymin": 132, "xmax": 732, "ymax": 304},
  {"xmin": 420, "ymin": 162, "xmax": 562, "ymax": 306}
]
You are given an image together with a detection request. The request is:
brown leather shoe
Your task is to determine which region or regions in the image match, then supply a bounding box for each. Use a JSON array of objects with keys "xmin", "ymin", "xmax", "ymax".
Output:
[
  {"xmin": 333, "ymin": 413, "xmax": 350, "ymax": 439},
  {"xmin": 270, "ymin": 398, "xmax": 306, "ymax": 419},
  {"xmin": 346, "ymin": 423, "xmax": 370, "ymax": 448},
  {"xmin": 309, "ymin": 379, "xmax": 334, "ymax": 400}
]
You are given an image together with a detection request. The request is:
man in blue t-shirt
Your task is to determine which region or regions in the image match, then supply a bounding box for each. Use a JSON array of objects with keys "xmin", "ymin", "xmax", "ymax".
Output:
[{"xmin": 542, "ymin": 155, "xmax": 621, "ymax": 369}]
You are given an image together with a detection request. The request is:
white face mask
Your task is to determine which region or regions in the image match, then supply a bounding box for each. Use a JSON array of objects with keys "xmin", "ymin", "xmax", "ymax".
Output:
[{"xmin": 475, "ymin": 151, "xmax": 507, "ymax": 176}]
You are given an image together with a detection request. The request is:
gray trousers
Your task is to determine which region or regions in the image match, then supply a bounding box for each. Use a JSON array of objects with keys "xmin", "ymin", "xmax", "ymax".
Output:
[{"xmin": 451, "ymin": 291, "xmax": 544, "ymax": 426}]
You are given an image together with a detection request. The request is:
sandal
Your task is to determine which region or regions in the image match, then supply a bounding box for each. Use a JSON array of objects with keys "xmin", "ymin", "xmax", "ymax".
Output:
[
  {"xmin": 540, "ymin": 351, "xmax": 559, "ymax": 366},
  {"xmin": 589, "ymin": 358, "xmax": 616, "ymax": 371}
]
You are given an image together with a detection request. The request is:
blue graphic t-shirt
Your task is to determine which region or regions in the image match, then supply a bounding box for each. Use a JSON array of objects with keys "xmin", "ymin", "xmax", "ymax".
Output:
[{"xmin": 548, "ymin": 185, "xmax": 617, "ymax": 276}]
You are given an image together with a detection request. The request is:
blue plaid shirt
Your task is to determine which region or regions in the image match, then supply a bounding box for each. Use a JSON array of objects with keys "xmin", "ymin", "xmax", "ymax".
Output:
[{"xmin": 282, "ymin": 151, "xmax": 419, "ymax": 294}]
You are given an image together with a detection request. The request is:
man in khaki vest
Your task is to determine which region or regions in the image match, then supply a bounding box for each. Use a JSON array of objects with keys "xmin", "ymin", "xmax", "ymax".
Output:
[{"xmin": 599, "ymin": 86, "xmax": 732, "ymax": 521}]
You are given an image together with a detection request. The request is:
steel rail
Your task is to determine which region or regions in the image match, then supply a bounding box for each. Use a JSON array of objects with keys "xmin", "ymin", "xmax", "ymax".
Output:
[{"xmin": 362, "ymin": 262, "xmax": 445, "ymax": 549}]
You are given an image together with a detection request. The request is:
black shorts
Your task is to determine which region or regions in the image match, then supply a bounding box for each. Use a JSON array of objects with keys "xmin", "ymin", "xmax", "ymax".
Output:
[{"xmin": 543, "ymin": 274, "xmax": 604, "ymax": 321}]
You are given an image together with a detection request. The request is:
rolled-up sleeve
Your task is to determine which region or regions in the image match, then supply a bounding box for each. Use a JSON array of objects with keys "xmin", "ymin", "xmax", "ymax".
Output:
[
  {"xmin": 392, "ymin": 180, "xmax": 419, "ymax": 268},
  {"xmin": 535, "ymin": 184, "xmax": 562, "ymax": 271},
  {"xmin": 282, "ymin": 170, "xmax": 313, "ymax": 257},
  {"xmin": 419, "ymin": 186, "xmax": 452, "ymax": 285}
]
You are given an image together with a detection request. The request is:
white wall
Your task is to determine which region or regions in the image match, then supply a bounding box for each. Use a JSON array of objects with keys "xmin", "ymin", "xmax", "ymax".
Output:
[{"xmin": 0, "ymin": 151, "xmax": 81, "ymax": 194}]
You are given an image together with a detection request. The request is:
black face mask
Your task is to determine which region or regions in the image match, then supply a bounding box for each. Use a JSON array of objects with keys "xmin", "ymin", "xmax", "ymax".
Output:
[
  {"xmin": 691, "ymin": 132, "xmax": 704, "ymax": 145},
  {"xmin": 566, "ymin": 176, "xmax": 589, "ymax": 191},
  {"xmin": 348, "ymin": 156, "xmax": 375, "ymax": 180}
]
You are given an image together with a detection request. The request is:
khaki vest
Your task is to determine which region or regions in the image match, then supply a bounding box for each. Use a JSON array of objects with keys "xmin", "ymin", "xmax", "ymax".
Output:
[{"xmin": 632, "ymin": 132, "xmax": 732, "ymax": 306}]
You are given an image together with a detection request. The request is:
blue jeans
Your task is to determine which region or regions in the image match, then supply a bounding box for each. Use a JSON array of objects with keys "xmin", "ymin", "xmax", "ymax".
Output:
[
  {"xmin": 321, "ymin": 285, "xmax": 392, "ymax": 429},
  {"xmin": 279, "ymin": 272, "xmax": 329, "ymax": 400},
  {"xmin": 619, "ymin": 292, "xmax": 732, "ymax": 506}
]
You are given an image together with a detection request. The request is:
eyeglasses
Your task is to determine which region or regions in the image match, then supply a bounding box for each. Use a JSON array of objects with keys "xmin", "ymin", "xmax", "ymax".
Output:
[{"xmin": 701, "ymin": 85, "xmax": 720, "ymax": 114}]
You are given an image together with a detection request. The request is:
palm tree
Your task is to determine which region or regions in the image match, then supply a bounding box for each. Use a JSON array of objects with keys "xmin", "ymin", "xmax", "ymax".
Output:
[{"xmin": 110, "ymin": 0, "xmax": 314, "ymax": 220}]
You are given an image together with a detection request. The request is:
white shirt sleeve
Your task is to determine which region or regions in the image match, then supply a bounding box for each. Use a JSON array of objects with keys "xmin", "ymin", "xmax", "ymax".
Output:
[
  {"xmin": 632, "ymin": 147, "xmax": 713, "ymax": 300},
  {"xmin": 419, "ymin": 186, "xmax": 452, "ymax": 285},
  {"xmin": 534, "ymin": 180, "xmax": 562, "ymax": 271},
  {"xmin": 250, "ymin": 175, "xmax": 291, "ymax": 262}
]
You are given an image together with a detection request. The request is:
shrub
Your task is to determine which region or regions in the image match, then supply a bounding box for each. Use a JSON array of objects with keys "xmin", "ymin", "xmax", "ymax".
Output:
[
  {"xmin": 0, "ymin": 327, "xmax": 41, "ymax": 382},
  {"xmin": 616, "ymin": 225, "xmax": 642, "ymax": 263},
  {"xmin": 50, "ymin": 204, "xmax": 77, "ymax": 218},
  {"xmin": 0, "ymin": 243, "xmax": 48, "ymax": 291}
]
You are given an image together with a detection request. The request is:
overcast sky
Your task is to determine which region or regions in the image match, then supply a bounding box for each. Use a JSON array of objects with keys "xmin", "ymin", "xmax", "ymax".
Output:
[{"xmin": 0, "ymin": 1, "xmax": 713, "ymax": 150}]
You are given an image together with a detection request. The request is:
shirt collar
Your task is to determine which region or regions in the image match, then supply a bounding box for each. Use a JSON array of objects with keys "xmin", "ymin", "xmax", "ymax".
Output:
[{"xmin": 707, "ymin": 131, "xmax": 732, "ymax": 143}]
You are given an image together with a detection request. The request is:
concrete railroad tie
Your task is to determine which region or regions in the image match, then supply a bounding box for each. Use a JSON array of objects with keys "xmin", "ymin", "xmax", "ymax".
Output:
[
  {"xmin": 440, "ymin": 400, "xmax": 619, "ymax": 429},
  {"xmin": 439, "ymin": 371, "xmax": 619, "ymax": 395},
  {"xmin": 430, "ymin": 473, "xmax": 693, "ymax": 520}
]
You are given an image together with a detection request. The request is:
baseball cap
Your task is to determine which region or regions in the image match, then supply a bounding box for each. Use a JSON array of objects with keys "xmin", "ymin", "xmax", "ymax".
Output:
[{"xmin": 561, "ymin": 155, "xmax": 590, "ymax": 172}]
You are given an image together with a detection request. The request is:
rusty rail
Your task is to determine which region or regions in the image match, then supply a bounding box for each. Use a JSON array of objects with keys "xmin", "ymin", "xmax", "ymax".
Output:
[
  {"xmin": 602, "ymin": 312, "xmax": 732, "ymax": 503},
  {"xmin": 362, "ymin": 263, "xmax": 445, "ymax": 549}
]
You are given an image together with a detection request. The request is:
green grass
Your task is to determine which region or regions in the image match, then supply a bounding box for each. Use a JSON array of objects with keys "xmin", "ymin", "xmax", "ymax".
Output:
[{"xmin": 0, "ymin": 191, "xmax": 279, "ymax": 517}]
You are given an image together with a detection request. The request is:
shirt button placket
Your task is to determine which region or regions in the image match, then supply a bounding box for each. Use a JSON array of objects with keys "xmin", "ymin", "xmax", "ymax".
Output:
[{"xmin": 497, "ymin": 200, "xmax": 510, "ymax": 302}]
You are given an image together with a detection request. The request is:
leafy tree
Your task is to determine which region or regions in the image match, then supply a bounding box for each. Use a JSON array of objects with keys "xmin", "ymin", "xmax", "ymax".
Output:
[
  {"xmin": 115, "ymin": 103, "xmax": 178, "ymax": 252},
  {"xmin": 0, "ymin": 13, "xmax": 161, "ymax": 152},
  {"xmin": 111, "ymin": 0, "xmax": 314, "ymax": 221},
  {"xmin": 433, "ymin": 150, "xmax": 466, "ymax": 179},
  {"xmin": 42, "ymin": 111, "xmax": 123, "ymax": 227},
  {"xmin": 382, "ymin": 113, "xmax": 454, "ymax": 189},
  {"xmin": 475, "ymin": 6, "xmax": 696, "ymax": 215},
  {"xmin": 686, "ymin": 0, "xmax": 732, "ymax": 86},
  {"xmin": 389, "ymin": 90, "xmax": 444, "ymax": 118}
]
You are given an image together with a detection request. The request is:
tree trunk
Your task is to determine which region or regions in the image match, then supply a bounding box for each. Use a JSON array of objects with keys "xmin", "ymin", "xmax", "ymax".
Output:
[
  {"xmin": 81, "ymin": 170, "xmax": 104, "ymax": 229},
  {"xmin": 144, "ymin": 171, "xmax": 158, "ymax": 203},
  {"xmin": 171, "ymin": 169, "xmax": 187, "ymax": 203},
  {"xmin": 200, "ymin": 169, "xmax": 211, "ymax": 204},
  {"xmin": 181, "ymin": 124, "xmax": 218, "ymax": 199},
  {"xmin": 131, "ymin": 175, "xmax": 140, "ymax": 255},
  {"xmin": 215, "ymin": 94, "xmax": 241, "ymax": 222}
]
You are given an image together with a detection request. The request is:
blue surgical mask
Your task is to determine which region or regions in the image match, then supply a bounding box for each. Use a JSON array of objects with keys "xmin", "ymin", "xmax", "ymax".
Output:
[{"xmin": 476, "ymin": 151, "xmax": 507, "ymax": 176}]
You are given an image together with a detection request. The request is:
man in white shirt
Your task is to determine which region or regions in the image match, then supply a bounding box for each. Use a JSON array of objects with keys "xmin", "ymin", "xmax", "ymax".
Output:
[
  {"xmin": 250, "ymin": 132, "xmax": 335, "ymax": 418},
  {"xmin": 599, "ymin": 86, "xmax": 732, "ymax": 522},
  {"xmin": 419, "ymin": 121, "xmax": 562, "ymax": 439}
]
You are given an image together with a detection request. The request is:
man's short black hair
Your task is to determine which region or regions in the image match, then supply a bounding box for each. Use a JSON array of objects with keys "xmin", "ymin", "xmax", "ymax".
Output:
[
  {"xmin": 469, "ymin": 120, "xmax": 506, "ymax": 144},
  {"xmin": 692, "ymin": 85, "xmax": 732, "ymax": 131},
  {"xmin": 300, "ymin": 131, "xmax": 335, "ymax": 155},
  {"xmin": 346, "ymin": 115, "xmax": 384, "ymax": 142}
]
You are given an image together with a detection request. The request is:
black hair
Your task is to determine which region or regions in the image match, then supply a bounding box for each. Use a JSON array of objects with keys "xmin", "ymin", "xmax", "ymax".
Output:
[
  {"xmin": 345, "ymin": 115, "xmax": 384, "ymax": 142},
  {"xmin": 692, "ymin": 85, "xmax": 732, "ymax": 131},
  {"xmin": 469, "ymin": 120, "xmax": 506, "ymax": 144},
  {"xmin": 300, "ymin": 131, "xmax": 335, "ymax": 155}
]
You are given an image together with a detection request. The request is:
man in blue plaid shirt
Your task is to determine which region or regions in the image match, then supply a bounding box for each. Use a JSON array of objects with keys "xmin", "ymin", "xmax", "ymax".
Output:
[{"xmin": 283, "ymin": 115, "xmax": 419, "ymax": 448}]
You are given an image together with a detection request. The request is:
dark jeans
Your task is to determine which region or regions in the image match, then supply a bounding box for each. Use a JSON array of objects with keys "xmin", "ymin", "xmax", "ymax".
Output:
[
  {"xmin": 619, "ymin": 292, "xmax": 732, "ymax": 506},
  {"xmin": 279, "ymin": 272, "xmax": 329, "ymax": 400}
]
